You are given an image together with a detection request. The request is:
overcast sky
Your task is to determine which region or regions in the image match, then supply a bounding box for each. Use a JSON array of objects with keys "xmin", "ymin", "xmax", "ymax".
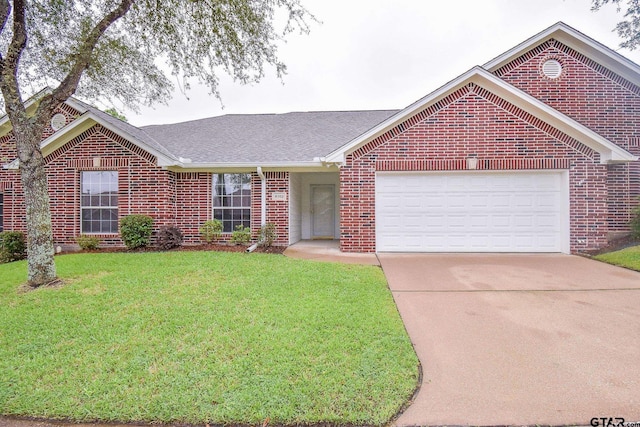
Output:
[{"xmin": 126, "ymin": 0, "xmax": 640, "ymax": 127}]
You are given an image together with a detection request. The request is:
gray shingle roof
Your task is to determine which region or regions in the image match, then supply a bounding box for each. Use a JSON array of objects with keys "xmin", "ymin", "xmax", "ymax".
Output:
[
  {"xmin": 73, "ymin": 98, "xmax": 179, "ymax": 162},
  {"xmin": 140, "ymin": 110, "xmax": 398, "ymax": 163}
]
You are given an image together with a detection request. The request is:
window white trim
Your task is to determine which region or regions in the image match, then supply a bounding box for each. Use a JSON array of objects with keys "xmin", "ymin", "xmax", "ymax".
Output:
[
  {"xmin": 212, "ymin": 173, "xmax": 252, "ymax": 233},
  {"xmin": 80, "ymin": 171, "xmax": 119, "ymax": 234}
]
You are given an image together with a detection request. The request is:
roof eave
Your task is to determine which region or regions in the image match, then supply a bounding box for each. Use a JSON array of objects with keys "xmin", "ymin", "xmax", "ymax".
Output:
[
  {"xmin": 166, "ymin": 161, "xmax": 337, "ymax": 173},
  {"xmin": 483, "ymin": 22, "xmax": 640, "ymax": 87},
  {"xmin": 326, "ymin": 67, "xmax": 636, "ymax": 165},
  {"xmin": 0, "ymin": 88, "xmax": 55, "ymax": 136},
  {"xmin": 325, "ymin": 68, "xmax": 479, "ymax": 163},
  {"xmin": 31, "ymin": 113, "xmax": 180, "ymax": 166},
  {"xmin": 479, "ymin": 71, "xmax": 636, "ymax": 164}
]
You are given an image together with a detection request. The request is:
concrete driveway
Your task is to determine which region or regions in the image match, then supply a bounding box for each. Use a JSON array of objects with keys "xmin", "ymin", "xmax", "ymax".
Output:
[{"xmin": 379, "ymin": 254, "xmax": 640, "ymax": 426}]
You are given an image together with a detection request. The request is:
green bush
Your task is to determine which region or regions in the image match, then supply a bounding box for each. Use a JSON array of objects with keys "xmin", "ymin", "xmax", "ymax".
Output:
[
  {"xmin": 631, "ymin": 199, "xmax": 640, "ymax": 238},
  {"xmin": 76, "ymin": 235, "xmax": 100, "ymax": 251},
  {"xmin": 120, "ymin": 215, "xmax": 154, "ymax": 249},
  {"xmin": 230, "ymin": 225, "xmax": 251, "ymax": 245},
  {"xmin": 157, "ymin": 225, "xmax": 183, "ymax": 250},
  {"xmin": 259, "ymin": 223, "xmax": 277, "ymax": 247},
  {"xmin": 0, "ymin": 231, "xmax": 27, "ymax": 263},
  {"xmin": 199, "ymin": 219, "xmax": 223, "ymax": 243}
]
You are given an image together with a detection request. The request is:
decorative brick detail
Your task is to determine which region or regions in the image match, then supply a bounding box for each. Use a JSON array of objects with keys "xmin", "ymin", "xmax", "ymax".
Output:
[
  {"xmin": 67, "ymin": 158, "xmax": 130, "ymax": 169},
  {"xmin": 376, "ymin": 158, "xmax": 571, "ymax": 171},
  {"xmin": 0, "ymin": 181, "xmax": 12, "ymax": 191}
]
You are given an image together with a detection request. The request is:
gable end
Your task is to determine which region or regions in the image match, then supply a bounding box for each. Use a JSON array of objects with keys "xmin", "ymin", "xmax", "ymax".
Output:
[
  {"xmin": 494, "ymin": 39, "xmax": 640, "ymax": 97},
  {"xmin": 45, "ymin": 124, "xmax": 157, "ymax": 166},
  {"xmin": 350, "ymin": 83, "xmax": 597, "ymax": 162}
]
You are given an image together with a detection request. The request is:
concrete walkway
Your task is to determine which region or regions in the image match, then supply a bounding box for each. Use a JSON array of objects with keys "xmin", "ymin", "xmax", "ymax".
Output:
[
  {"xmin": 283, "ymin": 240, "xmax": 379, "ymax": 265},
  {"xmin": 380, "ymin": 253, "xmax": 640, "ymax": 426}
]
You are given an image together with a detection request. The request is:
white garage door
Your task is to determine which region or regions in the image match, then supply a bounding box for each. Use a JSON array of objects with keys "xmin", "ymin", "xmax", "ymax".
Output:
[{"xmin": 376, "ymin": 171, "xmax": 568, "ymax": 253}]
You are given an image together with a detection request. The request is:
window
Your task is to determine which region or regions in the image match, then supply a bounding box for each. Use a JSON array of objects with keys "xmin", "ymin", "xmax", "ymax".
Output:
[
  {"xmin": 212, "ymin": 173, "xmax": 251, "ymax": 232},
  {"xmin": 80, "ymin": 171, "xmax": 118, "ymax": 233},
  {"xmin": 0, "ymin": 193, "xmax": 3, "ymax": 232}
]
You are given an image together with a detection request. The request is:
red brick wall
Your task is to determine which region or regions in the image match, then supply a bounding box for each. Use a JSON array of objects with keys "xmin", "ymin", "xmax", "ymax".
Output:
[
  {"xmin": 264, "ymin": 172, "xmax": 290, "ymax": 246},
  {"xmin": 2, "ymin": 124, "xmax": 178, "ymax": 248},
  {"xmin": 494, "ymin": 39, "xmax": 640, "ymax": 233},
  {"xmin": 176, "ymin": 172, "xmax": 212, "ymax": 244},
  {"xmin": 175, "ymin": 171, "xmax": 289, "ymax": 246},
  {"xmin": 341, "ymin": 84, "xmax": 608, "ymax": 253}
]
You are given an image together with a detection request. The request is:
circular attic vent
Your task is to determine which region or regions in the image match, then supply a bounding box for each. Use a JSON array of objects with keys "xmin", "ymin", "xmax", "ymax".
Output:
[
  {"xmin": 542, "ymin": 59, "xmax": 563, "ymax": 79},
  {"xmin": 51, "ymin": 113, "xmax": 67, "ymax": 131}
]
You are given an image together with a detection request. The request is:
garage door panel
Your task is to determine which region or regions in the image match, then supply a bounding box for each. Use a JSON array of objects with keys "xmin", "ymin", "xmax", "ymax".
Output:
[
  {"xmin": 490, "ymin": 194, "xmax": 511, "ymax": 209},
  {"xmin": 376, "ymin": 172, "xmax": 567, "ymax": 252},
  {"xmin": 423, "ymin": 195, "xmax": 445, "ymax": 209}
]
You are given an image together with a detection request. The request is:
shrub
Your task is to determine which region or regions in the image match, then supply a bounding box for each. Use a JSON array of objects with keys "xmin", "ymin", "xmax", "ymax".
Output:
[
  {"xmin": 120, "ymin": 214, "xmax": 154, "ymax": 249},
  {"xmin": 230, "ymin": 225, "xmax": 251, "ymax": 245},
  {"xmin": 0, "ymin": 231, "xmax": 27, "ymax": 263},
  {"xmin": 259, "ymin": 223, "xmax": 277, "ymax": 247},
  {"xmin": 199, "ymin": 219, "xmax": 223, "ymax": 243},
  {"xmin": 631, "ymin": 199, "xmax": 640, "ymax": 238},
  {"xmin": 76, "ymin": 235, "xmax": 100, "ymax": 251},
  {"xmin": 157, "ymin": 225, "xmax": 184, "ymax": 250}
]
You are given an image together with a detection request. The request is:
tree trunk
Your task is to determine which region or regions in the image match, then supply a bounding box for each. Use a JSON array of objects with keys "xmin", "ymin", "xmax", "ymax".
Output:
[{"xmin": 14, "ymin": 123, "xmax": 57, "ymax": 286}]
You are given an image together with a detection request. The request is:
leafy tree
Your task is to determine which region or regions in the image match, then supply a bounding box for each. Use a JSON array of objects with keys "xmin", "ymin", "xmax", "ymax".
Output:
[
  {"xmin": 592, "ymin": 0, "xmax": 640, "ymax": 49},
  {"xmin": 104, "ymin": 107, "xmax": 127, "ymax": 122},
  {"xmin": 0, "ymin": 0, "xmax": 312, "ymax": 286}
]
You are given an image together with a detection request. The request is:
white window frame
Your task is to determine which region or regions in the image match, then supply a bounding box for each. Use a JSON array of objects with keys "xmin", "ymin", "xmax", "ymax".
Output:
[
  {"xmin": 80, "ymin": 171, "xmax": 119, "ymax": 234},
  {"xmin": 212, "ymin": 173, "xmax": 251, "ymax": 233}
]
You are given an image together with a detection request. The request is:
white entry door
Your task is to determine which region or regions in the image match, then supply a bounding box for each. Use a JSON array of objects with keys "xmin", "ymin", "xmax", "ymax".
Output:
[
  {"xmin": 311, "ymin": 185, "xmax": 335, "ymax": 239},
  {"xmin": 376, "ymin": 171, "xmax": 569, "ymax": 253}
]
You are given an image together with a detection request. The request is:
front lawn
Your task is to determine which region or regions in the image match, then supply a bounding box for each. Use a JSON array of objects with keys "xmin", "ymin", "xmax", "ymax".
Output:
[
  {"xmin": 0, "ymin": 252, "xmax": 418, "ymax": 425},
  {"xmin": 594, "ymin": 245, "xmax": 640, "ymax": 271}
]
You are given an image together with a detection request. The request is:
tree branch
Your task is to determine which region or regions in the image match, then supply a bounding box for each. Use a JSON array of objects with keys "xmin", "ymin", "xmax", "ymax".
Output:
[
  {"xmin": 0, "ymin": 0, "xmax": 11, "ymax": 37},
  {"xmin": 39, "ymin": 0, "xmax": 136, "ymax": 116},
  {"xmin": 0, "ymin": 0, "xmax": 27, "ymax": 117}
]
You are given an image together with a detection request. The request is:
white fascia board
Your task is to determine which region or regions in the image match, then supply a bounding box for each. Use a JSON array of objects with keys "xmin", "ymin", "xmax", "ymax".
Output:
[
  {"xmin": 1, "ymin": 94, "xmax": 90, "ymax": 137},
  {"xmin": 168, "ymin": 161, "xmax": 332, "ymax": 173},
  {"xmin": 484, "ymin": 22, "xmax": 640, "ymax": 87},
  {"xmin": 36, "ymin": 113, "xmax": 179, "ymax": 167},
  {"xmin": 3, "ymin": 158, "xmax": 19, "ymax": 170},
  {"xmin": 475, "ymin": 70, "xmax": 636, "ymax": 163},
  {"xmin": 327, "ymin": 66, "xmax": 635, "ymax": 165},
  {"xmin": 325, "ymin": 68, "xmax": 479, "ymax": 163},
  {"xmin": 0, "ymin": 88, "xmax": 55, "ymax": 136},
  {"xmin": 63, "ymin": 97, "xmax": 90, "ymax": 114}
]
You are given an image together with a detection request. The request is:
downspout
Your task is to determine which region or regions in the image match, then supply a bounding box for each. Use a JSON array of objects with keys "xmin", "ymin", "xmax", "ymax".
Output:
[{"xmin": 247, "ymin": 166, "xmax": 266, "ymax": 252}]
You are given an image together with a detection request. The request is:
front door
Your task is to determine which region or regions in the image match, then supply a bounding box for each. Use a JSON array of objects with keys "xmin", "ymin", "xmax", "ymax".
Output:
[{"xmin": 311, "ymin": 185, "xmax": 335, "ymax": 239}]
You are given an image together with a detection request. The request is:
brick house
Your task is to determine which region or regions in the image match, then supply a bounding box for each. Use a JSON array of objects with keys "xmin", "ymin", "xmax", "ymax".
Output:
[{"xmin": 1, "ymin": 22, "xmax": 639, "ymax": 253}]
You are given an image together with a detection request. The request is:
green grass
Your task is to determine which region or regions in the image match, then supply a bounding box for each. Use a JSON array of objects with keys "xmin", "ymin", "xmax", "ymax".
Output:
[
  {"xmin": 0, "ymin": 252, "xmax": 419, "ymax": 425},
  {"xmin": 594, "ymin": 245, "xmax": 640, "ymax": 271}
]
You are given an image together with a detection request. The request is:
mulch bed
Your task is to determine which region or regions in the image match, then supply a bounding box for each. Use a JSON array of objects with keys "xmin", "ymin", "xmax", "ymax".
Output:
[
  {"xmin": 584, "ymin": 234, "xmax": 640, "ymax": 255},
  {"xmin": 61, "ymin": 243, "xmax": 286, "ymax": 256}
]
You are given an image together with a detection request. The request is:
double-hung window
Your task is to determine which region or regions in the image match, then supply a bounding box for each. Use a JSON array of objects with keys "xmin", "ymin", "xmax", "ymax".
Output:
[
  {"xmin": 80, "ymin": 171, "xmax": 118, "ymax": 233},
  {"xmin": 212, "ymin": 173, "xmax": 251, "ymax": 233}
]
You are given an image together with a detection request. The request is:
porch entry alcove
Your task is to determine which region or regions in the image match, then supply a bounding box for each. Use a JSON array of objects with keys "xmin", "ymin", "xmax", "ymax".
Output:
[{"xmin": 289, "ymin": 172, "xmax": 340, "ymax": 244}]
